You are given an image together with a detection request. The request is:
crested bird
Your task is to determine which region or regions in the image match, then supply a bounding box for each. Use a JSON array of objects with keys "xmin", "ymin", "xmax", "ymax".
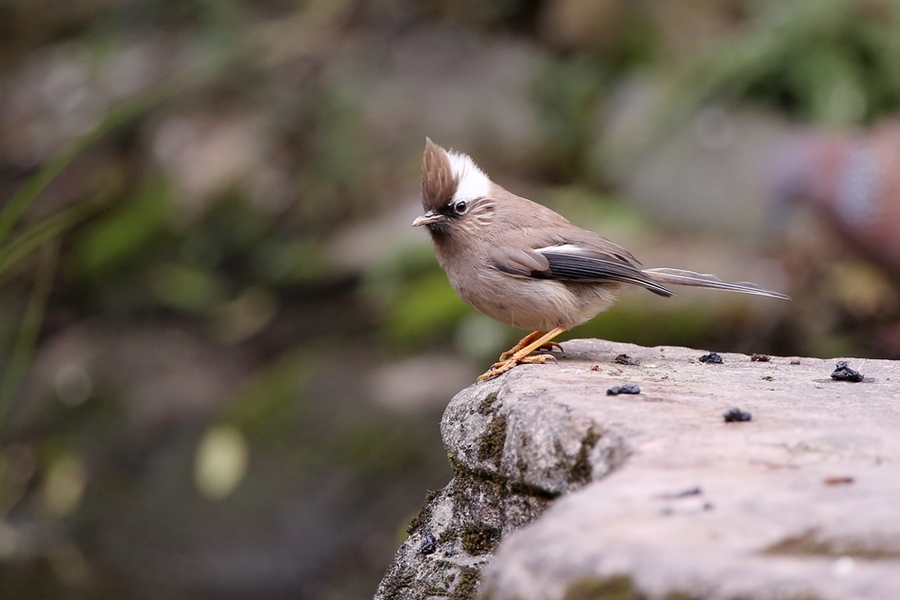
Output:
[{"xmin": 413, "ymin": 138, "xmax": 790, "ymax": 381}]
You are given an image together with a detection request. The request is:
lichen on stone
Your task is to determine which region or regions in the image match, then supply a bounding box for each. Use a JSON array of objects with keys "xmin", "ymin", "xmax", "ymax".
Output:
[
  {"xmin": 562, "ymin": 575, "xmax": 644, "ymax": 600},
  {"xmin": 568, "ymin": 427, "xmax": 601, "ymax": 486},
  {"xmin": 478, "ymin": 413, "xmax": 508, "ymax": 467},
  {"xmin": 406, "ymin": 489, "xmax": 439, "ymax": 535},
  {"xmin": 662, "ymin": 592, "xmax": 701, "ymax": 600},
  {"xmin": 461, "ymin": 524, "xmax": 501, "ymax": 555},
  {"xmin": 377, "ymin": 566, "xmax": 416, "ymax": 600},
  {"xmin": 449, "ymin": 566, "xmax": 482, "ymax": 600},
  {"xmin": 765, "ymin": 528, "xmax": 900, "ymax": 559},
  {"xmin": 477, "ymin": 391, "xmax": 500, "ymax": 415}
]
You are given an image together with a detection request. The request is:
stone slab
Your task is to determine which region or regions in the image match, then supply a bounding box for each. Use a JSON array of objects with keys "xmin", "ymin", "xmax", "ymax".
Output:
[{"xmin": 376, "ymin": 339, "xmax": 900, "ymax": 600}]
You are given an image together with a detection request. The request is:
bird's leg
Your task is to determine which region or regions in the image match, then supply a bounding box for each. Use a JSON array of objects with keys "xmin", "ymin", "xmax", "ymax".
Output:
[
  {"xmin": 478, "ymin": 326, "xmax": 568, "ymax": 382},
  {"xmin": 497, "ymin": 331, "xmax": 561, "ymax": 361},
  {"xmin": 498, "ymin": 330, "xmax": 543, "ymax": 360}
]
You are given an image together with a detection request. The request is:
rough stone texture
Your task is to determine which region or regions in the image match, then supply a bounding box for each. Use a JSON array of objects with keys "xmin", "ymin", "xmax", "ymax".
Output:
[
  {"xmin": 374, "ymin": 345, "xmax": 631, "ymax": 600},
  {"xmin": 376, "ymin": 339, "xmax": 900, "ymax": 600}
]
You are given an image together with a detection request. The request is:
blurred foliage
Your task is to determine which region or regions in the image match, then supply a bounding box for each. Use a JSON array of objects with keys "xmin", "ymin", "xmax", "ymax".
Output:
[
  {"xmin": 73, "ymin": 181, "xmax": 169, "ymax": 277},
  {"xmin": 2, "ymin": 0, "xmax": 900, "ymax": 598},
  {"xmin": 361, "ymin": 242, "xmax": 448, "ymax": 346},
  {"xmin": 384, "ymin": 270, "xmax": 471, "ymax": 347},
  {"xmin": 675, "ymin": 0, "xmax": 900, "ymax": 125},
  {"xmin": 292, "ymin": 84, "xmax": 376, "ymax": 226},
  {"xmin": 220, "ymin": 349, "xmax": 313, "ymax": 442},
  {"xmin": 0, "ymin": 194, "xmax": 106, "ymax": 277},
  {"xmin": 414, "ymin": 0, "xmax": 544, "ymax": 30},
  {"xmin": 532, "ymin": 55, "xmax": 607, "ymax": 181},
  {"xmin": 0, "ymin": 242, "xmax": 58, "ymax": 427},
  {"xmin": 570, "ymin": 296, "xmax": 755, "ymax": 351}
]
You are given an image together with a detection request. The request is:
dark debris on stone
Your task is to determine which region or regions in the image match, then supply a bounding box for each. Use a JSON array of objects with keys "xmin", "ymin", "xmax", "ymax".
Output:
[
  {"xmin": 723, "ymin": 407, "xmax": 752, "ymax": 422},
  {"xmin": 658, "ymin": 486, "xmax": 702, "ymax": 499},
  {"xmin": 607, "ymin": 384, "xmax": 641, "ymax": 396},
  {"xmin": 614, "ymin": 353, "xmax": 637, "ymax": 365},
  {"xmin": 418, "ymin": 532, "xmax": 438, "ymax": 555},
  {"xmin": 699, "ymin": 352, "xmax": 723, "ymax": 364},
  {"xmin": 831, "ymin": 360, "xmax": 864, "ymax": 382}
]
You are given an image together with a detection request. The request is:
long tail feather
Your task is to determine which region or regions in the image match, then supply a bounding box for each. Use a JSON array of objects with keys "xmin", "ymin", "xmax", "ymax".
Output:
[{"xmin": 641, "ymin": 268, "xmax": 791, "ymax": 300}]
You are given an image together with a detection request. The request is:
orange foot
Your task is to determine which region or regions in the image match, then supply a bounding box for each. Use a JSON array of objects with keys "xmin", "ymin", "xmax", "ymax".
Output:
[
  {"xmin": 477, "ymin": 326, "xmax": 568, "ymax": 382},
  {"xmin": 477, "ymin": 353, "xmax": 557, "ymax": 382},
  {"xmin": 498, "ymin": 330, "xmax": 565, "ymax": 361},
  {"xmin": 499, "ymin": 341, "xmax": 563, "ymax": 361}
]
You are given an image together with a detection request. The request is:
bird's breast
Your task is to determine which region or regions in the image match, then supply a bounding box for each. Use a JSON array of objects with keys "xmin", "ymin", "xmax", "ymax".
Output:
[{"xmin": 436, "ymin": 247, "xmax": 621, "ymax": 331}]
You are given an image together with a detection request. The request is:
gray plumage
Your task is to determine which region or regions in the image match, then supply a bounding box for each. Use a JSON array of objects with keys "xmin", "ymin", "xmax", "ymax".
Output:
[{"xmin": 413, "ymin": 138, "xmax": 789, "ymax": 378}]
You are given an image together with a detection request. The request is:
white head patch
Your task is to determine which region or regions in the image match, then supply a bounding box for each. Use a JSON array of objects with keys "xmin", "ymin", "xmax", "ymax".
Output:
[{"xmin": 447, "ymin": 150, "xmax": 491, "ymax": 204}]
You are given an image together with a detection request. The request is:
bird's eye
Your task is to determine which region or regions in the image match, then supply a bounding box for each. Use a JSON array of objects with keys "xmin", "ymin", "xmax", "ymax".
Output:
[{"xmin": 454, "ymin": 201, "xmax": 468, "ymax": 214}]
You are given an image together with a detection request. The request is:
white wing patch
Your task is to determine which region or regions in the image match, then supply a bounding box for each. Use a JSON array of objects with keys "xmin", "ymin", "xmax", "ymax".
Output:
[
  {"xmin": 447, "ymin": 151, "xmax": 491, "ymax": 203},
  {"xmin": 534, "ymin": 244, "xmax": 588, "ymax": 254}
]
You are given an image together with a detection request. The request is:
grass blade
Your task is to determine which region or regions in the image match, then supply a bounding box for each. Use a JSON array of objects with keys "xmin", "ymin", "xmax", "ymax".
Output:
[
  {"xmin": 0, "ymin": 239, "xmax": 60, "ymax": 431},
  {"xmin": 0, "ymin": 53, "xmax": 227, "ymax": 246}
]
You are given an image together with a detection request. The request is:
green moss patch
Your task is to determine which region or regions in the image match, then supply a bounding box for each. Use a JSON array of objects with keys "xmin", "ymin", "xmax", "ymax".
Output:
[
  {"xmin": 563, "ymin": 575, "xmax": 644, "ymax": 600},
  {"xmin": 449, "ymin": 567, "xmax": 482, "ymax": 600},
  {"xmin": 461, "ymin": 524, "xmax": 501, "ymax": 556},
  {"xmin": 478, "ymin": 413, "xmax": 508, "ymax": 467},
  {"xmin": 568, "ymin": 427, "xmax": 601, "ymax": 485}
]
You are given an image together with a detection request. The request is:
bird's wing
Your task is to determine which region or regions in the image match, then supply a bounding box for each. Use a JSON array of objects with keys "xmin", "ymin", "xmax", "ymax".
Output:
[
  {"xmin": 489, "ymin": 244, "xmax": 673, "ymax": 297},
  {"xmin": 489, "ymin": 247, "xmax": 550, "ymax": 276}
]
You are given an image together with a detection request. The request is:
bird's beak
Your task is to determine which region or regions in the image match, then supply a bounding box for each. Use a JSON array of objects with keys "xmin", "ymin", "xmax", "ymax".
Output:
[{"xmin": 412, "ymin": 211, "xmax": 443, "ymax": 227}]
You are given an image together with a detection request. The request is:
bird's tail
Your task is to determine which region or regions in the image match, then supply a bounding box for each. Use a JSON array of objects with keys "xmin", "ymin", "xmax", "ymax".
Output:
[{"xmin": 641, "ymin": 268, "xmax": 791, "ymax": 300}]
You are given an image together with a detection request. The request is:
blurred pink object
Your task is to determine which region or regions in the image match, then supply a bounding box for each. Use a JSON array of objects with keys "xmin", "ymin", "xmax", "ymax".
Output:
[{"xmin": 771, "ymin": 118, "xmax": 900, "ymax": 275}]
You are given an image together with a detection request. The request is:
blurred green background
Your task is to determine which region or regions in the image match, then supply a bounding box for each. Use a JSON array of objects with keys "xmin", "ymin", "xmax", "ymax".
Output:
[{"xmin": 2, "ymin": 0, "xmax": 900, "ymax": 598}]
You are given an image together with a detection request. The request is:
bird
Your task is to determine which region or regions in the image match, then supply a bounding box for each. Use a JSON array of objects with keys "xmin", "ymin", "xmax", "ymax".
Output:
[
  {"xmin": 413, "ymin": 138, "xmax": 790, "ymax": 381},
  {"xmin": 769, "ymin": 117, "xmax": 900, "ymax": 276}
]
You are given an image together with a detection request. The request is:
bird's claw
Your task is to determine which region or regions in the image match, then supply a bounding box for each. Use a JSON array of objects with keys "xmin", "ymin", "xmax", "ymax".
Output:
[
  {"xmin": 498, "ymin": 341, "xmax": 563, "ymax": 362},
  {"xmin": 477, "ymin": 353, "xmax": 557, "ymax": 382}
]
